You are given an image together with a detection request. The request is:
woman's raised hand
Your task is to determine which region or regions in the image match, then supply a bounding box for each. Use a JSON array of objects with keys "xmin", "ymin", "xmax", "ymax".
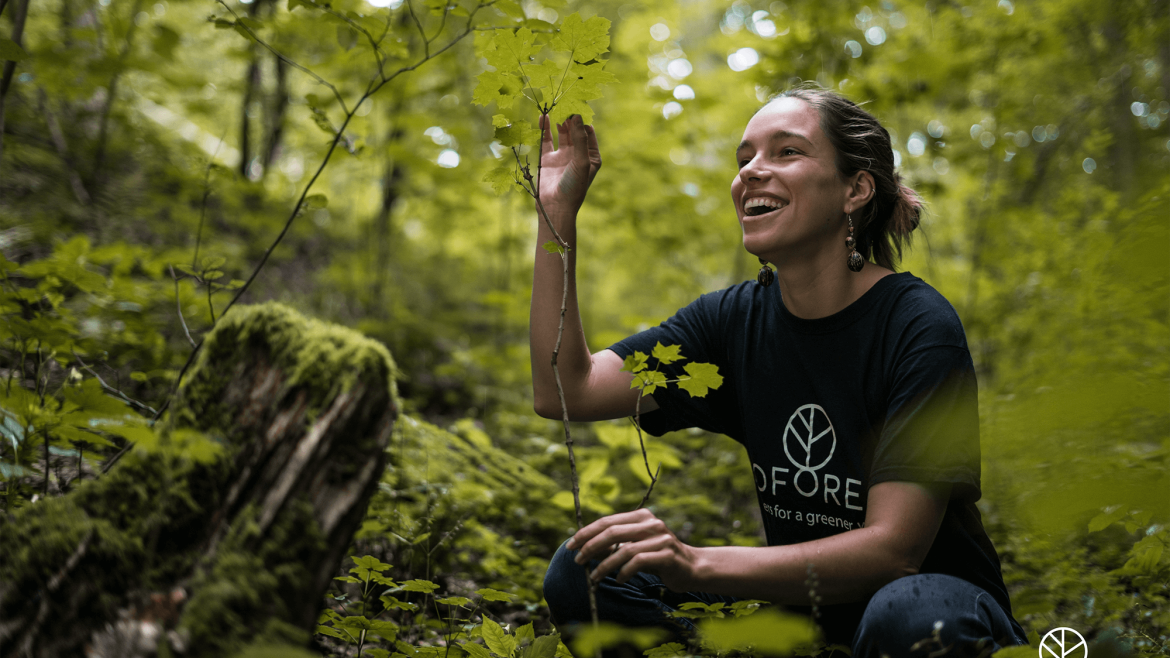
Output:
[{"xmin": 538, "ymin": 114, "xmax": 602, "ymax": 220}]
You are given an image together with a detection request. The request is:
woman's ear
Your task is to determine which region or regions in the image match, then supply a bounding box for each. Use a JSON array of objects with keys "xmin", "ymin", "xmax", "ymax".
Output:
[{"xmin": 844, "ymin": 170, "xmax": 875, "ymax": 215}]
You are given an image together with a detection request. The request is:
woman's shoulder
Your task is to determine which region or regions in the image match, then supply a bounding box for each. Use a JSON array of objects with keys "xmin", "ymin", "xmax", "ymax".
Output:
[
  {"xmin": 879, "ymin": 273, "xmax": 968, "ymax": 350},
  {"xmin": 681, "ymin": 279, "xmax": 763, "ymax": 318}
]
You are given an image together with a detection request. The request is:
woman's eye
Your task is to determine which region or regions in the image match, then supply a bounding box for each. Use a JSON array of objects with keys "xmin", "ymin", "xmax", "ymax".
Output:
[{"xmin": 781, "ymin": 147, "xmax": 799, "ymax": 156}]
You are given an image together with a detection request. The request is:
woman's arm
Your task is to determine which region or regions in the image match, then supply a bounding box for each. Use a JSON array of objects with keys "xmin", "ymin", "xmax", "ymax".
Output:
[
  {"xmin": 566, "ymin": 480, "xmax": 950, "ymax": 605},
  {"xmin": 530, "ymin": 114, "xmax": 658, "ymax": 421}
]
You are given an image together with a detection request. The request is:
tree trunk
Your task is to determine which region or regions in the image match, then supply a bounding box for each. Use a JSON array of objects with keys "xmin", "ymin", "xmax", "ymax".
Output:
[
  {"xmin": 0, "ymin": 0, "xmax": 30, "ymax": 163},
  {"xmin": 0, "ymin": 303, "xmax": 399, "ymax": 657},
  {"xmin": 262, "ymin": 55, "xmax": 289, "ymax": 173}
]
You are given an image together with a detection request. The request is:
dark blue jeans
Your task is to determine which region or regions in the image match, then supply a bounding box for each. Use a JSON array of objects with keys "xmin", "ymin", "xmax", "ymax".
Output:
[{"xmin": 543, "ymin": 542, "xmax": 1028, "ymax": 657}]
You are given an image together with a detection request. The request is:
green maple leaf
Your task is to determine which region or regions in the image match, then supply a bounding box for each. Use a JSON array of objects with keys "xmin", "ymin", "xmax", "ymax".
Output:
[
  {"xmin": 523, "ymin": 58, "xmax": 565, "ymax": 103},
  {"xmin": 494, "ymin": 120, "xmax": 538, "ymax": 147},
  {"xmin": 633, "ymin": 369, "xmax": 667, "ymax": 395},
  {"xmin": 473, "ymin": 70, "xmax": 521, "ymax": 109},
  {"xmin": 621, "ymin": 351, "xmax": 649, "ymax": 374},
  {"xmin": 651, "ymin": 342, "xmax": 684, "ymax": 365},
  {"xmin": 677, "ymin": 362, "xmax": 723, "ymax": 398},
  {"xmin": 483, "ymin": 164, "xmax": 516, "ymax": 194},
  {"xmin": 547, "ymin": 61, "xmax": 615, "ymax": 124},
  {"xmin": 491, "ymin": 114, "xmax": 511, "ymax": 128},
  {"xmin": 551, "ymin": 13, "xmax": 611, "ymax": 61},
  {"xmin": 484, "ymin": 27, "xmax": 539, "ymax": 74}
]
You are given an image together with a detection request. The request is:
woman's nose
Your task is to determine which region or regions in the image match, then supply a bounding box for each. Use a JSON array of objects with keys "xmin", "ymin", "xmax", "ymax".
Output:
[{"xmin": 739, "ymin": 157, "xmax": 768, "ymax": 182}]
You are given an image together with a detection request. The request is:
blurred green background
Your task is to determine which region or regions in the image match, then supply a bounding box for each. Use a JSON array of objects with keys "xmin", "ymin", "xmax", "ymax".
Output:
[{"xmin": 0, "ymin": 0, "xmax": 1166, "ymax": 652}]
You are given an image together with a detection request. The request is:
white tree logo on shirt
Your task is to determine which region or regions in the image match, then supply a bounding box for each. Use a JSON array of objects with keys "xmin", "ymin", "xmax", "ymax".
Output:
[{"xmin": 782, "ymin": 404, "xmax": 837, "ymax": 497}]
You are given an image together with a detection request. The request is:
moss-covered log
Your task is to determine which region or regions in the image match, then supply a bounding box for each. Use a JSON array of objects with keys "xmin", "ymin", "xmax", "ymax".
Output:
[{"xmin": 0, "ymin": 303, "xmax": 399, "ymax": 657}]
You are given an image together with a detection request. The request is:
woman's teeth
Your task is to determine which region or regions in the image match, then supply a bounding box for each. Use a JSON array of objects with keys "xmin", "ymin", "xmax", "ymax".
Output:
[{"xmin": 744, "ymin": 198, "xmax": 787, "ymax": 216}]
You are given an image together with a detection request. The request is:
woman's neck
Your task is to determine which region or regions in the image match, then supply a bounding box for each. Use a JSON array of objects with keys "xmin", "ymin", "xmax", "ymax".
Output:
[{"xmin": 770, "ymin": 248, "xmax": 893, "ymax": 320}]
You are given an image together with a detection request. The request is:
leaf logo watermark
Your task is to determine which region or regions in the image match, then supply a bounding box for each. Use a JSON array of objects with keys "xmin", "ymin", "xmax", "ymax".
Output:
[
  {"xmin": 1040, "ymin": 628, "xmax": 1088, "ymax": 658},
  {"xmin": 782, "ymin": 404, "xmax": 837, "ymax": 497}
]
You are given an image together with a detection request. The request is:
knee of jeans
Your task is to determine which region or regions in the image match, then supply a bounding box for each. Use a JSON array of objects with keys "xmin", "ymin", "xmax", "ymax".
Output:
[
  {"xmin": 855, "ymin": 575, "xmax": 962, "ymax": 655},
  {"xmin": 544, "ymin": 541, "xmax": 588, "ymax": 622}
]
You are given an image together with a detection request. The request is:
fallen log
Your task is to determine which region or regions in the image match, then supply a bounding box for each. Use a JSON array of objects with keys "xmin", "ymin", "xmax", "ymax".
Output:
[{"xmin": 0, "ymin": 302, "xmax": 399, "ymax": 657}]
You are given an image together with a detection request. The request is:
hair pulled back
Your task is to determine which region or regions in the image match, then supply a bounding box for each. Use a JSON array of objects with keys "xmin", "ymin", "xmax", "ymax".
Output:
[{"xmin": 770, "ymin": 83, "xmax": 923, "ymax": 271}]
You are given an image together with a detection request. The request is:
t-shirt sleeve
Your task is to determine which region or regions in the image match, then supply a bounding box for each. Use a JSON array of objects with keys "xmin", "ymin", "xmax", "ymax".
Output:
[
  {"xmin": 870, "ymin": 344, "xmax": 982, "ymax": 503},
  {"xmin": 607, "ymin": 291, "xmax": 741, "ymax": 439}
]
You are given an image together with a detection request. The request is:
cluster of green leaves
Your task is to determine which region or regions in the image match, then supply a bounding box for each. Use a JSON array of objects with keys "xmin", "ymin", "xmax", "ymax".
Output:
[
  {"xmin": 621, "ymin": 342, "xmax": 723, "ymax": 400},
  {"xmin": 0, "ymin": 236, "xmax": 227, "ymax": 510},
  {"xmin": 316, "ymin": 554, "xmax": 569, "ymax": 658},
  {"xmin": 473, "ymin": 11, "xmax": 616, "ymax": 195}
]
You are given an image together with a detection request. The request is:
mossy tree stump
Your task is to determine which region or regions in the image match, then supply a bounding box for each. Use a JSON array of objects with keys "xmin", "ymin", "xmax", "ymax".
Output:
[{"xmin": 0, "ymin": 303, "xmax": 399, "ymax": 657}]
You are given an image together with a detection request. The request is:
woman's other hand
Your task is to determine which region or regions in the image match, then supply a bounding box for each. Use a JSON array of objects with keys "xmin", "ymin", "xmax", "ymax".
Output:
[
  {"xmin": 538, "ymin": 114, "xmax": 602, "ymax": 218},
  {"xmin": 565, "ymin": 508, "xmax": 700, "ymax": 593}
]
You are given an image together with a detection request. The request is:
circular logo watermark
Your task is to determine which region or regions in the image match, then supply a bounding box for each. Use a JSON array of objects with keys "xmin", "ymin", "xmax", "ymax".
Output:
[{"xmin": 1039, "ymin": 628, "xmax": 1088, "ymax": 658}]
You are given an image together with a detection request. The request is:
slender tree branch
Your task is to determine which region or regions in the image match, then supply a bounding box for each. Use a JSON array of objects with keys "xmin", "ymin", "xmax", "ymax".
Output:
[
  {"xmin": 405, "ymin": 0, "xmax": 430, "ymax": 58},
  {"xmin": 524, "ymin": 118, "xmax": 600, "ymax": 639},
  {"xmin": 71, "ymin": 348, "xmax": 159, "ymax": 416},
  {"xmin": 169, "ymin": 266, "xmax": 198, "ymax": 348},
  {"xmin": 631, "ymin": 395, "xmax": 659, "ymax": 510}
]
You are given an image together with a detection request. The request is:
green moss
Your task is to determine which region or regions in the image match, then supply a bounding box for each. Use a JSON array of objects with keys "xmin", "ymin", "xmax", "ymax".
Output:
[
  {"xmin": 181, "ymin": 500, "xmax": 323, "ymax": 657},
  {"xmin": 0, "ymin": 303, "xmax": 399, "ymax": 654},
  {"xmin": 174, "ymin": 302, "xmax": 398, "ymax": 436}
]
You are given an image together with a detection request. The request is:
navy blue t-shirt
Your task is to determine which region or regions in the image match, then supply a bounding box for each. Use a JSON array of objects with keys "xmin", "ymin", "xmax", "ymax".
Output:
[{"xmin": 609, "ymin": 272, "xmax": 1013, "ymax": 639}]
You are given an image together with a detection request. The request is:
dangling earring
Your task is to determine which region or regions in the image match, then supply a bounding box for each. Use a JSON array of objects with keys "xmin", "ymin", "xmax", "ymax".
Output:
[
  {"xmin": 757, "ymin": 257, "xmax": 775, "ymax": 287},
  {"xmin": 846, "ymin": 214, "xmax": 864, "ymax": 273}
]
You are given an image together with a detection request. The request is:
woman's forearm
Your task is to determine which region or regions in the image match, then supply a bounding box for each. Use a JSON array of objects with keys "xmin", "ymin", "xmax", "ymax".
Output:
[
  {"xmin": 530, "ymin": 202, "xmax": 592, "ymax": 419},
  {"xmin": 688, "ymin": 525, "xmax": 919, "ymax": 606}
]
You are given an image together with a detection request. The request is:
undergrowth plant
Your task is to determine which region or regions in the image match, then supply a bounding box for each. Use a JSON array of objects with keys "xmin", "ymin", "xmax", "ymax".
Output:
[{"xmin": 317, "ymin": 554, "xmax": 570, "ymax": 658}]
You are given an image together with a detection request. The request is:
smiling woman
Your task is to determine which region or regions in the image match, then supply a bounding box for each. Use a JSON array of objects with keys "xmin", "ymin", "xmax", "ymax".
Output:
[{"xmin": 527, "ymin": 85, "xmax": 1027, "ymax": 656}]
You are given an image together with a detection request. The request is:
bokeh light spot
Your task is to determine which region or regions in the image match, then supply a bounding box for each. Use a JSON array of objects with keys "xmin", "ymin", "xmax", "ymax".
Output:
[
  {"xmin": 437, "ymin": 150, "xmax": 460, "ymax": 168},
  {"xmin": 907, "ymin": 132, "xmax": 926, "ymax": 156},
  {"xmin": 667, "ymin": 59, "xmax": 693, "ymax": 79},
  {"xmin": 673, "ymin": 84, "xmax": 695, "ymax": 100},
  {"xmin": 663, "ymin": 101, "xmax": 683, "ymax": 119},
  {"xmin": 865, "ymin": 26, "xmax": 886, "ymax": 46},
  {"xmin": 650, "ymin": 23, "xmax": 670, "ymax": 41},
  {"xmin": 1082, "ymin": 158, "xmax": 1096, "ymax": 174},
  {"xmin": 845, "ymin": 40, "xmax": 862, "ymax": 58},
  {"xmin": 727, "ymin": 48, "xmax": 760, "ymax": 72}
]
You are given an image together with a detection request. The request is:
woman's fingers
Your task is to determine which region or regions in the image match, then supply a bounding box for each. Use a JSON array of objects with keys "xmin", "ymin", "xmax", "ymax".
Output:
[
  {"xmin": 584, "ymin": 124, "xmax": 602, "ymax": 180},
  {"xmin": 567, "ymin": 509, "xmax": 655, "ymax": 551},
  {"xmin": 556, "ymin": 118, "xmax": 572, "ymax": 152},
  {"xmin": 591, "ymin": 535, "xmax": 674, "ymax": 584},
  {"xmin": 571, "ymin": 511, "xmax": 670, "ymax": 564}
]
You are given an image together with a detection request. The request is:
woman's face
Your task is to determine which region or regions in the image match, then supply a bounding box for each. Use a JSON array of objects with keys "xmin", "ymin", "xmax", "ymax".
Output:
[{"xmin": 731, "ymin": 97, "xmax": 853, "ymax": 261}]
